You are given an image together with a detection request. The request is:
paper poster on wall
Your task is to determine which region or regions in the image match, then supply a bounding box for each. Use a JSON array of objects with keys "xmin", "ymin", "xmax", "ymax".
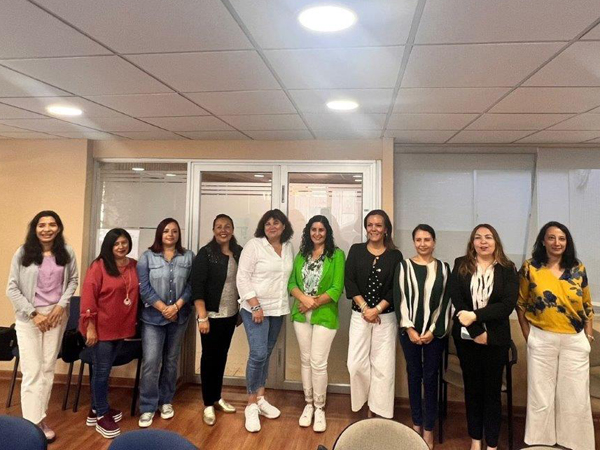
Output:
[{"xmin": 97, "ymin": 228, "xmax": 140, "ymax": 258}]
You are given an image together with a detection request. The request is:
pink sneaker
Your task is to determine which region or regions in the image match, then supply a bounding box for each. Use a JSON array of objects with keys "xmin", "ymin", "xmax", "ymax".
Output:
[{"xmin": 39, "ymin": 421, "xmax": 56, "ymax": 442}]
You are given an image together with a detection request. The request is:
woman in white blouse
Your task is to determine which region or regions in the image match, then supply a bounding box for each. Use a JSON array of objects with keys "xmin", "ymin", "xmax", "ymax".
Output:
[{"xmin": 236, "ymin": 209, "xmax": 294, "ymax": 433}]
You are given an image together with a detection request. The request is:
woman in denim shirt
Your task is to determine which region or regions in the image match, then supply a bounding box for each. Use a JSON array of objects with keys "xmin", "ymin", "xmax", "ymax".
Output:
[{"xmin": 136, "ymin": 218, "xmax": 194, "ymax": 428}]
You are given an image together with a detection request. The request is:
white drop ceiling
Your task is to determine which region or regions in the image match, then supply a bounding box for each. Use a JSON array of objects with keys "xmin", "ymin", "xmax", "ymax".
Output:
[{"xmin": 0, "ymin": 0, "xmax": 599, "ymax": 144}]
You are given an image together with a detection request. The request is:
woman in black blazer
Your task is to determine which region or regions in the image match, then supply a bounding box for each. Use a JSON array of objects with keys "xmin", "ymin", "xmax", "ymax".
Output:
[
  {"xmin": 449, "ymin": 224, "xmax": 518, "ymax": 450},
  {"xmin": 191, "ymin": 214, "xmax": 243, "ymax": 426}
]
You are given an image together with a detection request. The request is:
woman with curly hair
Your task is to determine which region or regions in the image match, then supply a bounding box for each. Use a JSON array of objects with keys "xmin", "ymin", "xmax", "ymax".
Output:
[
  {"xmin": 288, "ymin": 215, "xmax": 345, "ymax": 432},
  {"xmin": 517, "ymin": 221, "xmax": 594, "ymax": 450}
]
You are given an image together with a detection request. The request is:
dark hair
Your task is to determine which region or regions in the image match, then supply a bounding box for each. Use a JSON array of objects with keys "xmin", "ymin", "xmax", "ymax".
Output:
[
  {"xmin": 208, "ymin": 214, "xmax": 240, "ymax": 254},
  {"xmin": 254, "ymin": 209, "xmax": 294, "ymax": 243},
  {"xmin": 21, "ymin": 210, "xmax": 71, "ymax": 267},
  {"xmin": 149, "ymin": 218, "xmax": 185, "ymax": 254},
  {"xmin": 95, "ymin": 228, "xmax": 132, "ymax": 277},
  {"xmin": 532, "ymin": 221, "xmax": 578, "ymax": 269},
  {"xmin": 363, "ymin": 209, "xmax": 396, "ymax": 250},
  {"xmin": 300, "ymin": 215, "xmax": 336, "ymax": 259},
  {"xmin": 458, "ymin": 223, "xmax": 514, "ymax": 277},
  {"xmin": 412, "ymin": 224, "xmax": 436, "ymax": 241}
]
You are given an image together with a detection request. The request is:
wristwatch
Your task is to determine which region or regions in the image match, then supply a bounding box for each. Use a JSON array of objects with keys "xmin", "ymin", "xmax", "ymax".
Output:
[{"xmin": 29, "ymin": 311, "xmax": 38, "ymax": 319}]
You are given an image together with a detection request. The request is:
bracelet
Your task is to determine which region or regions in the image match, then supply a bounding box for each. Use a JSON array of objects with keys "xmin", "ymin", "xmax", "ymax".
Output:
[
  {"xmin": 197, "ymin": 316, "xmax": 208, "ymax": 323},
  {"xmin": 250, "ymin": 304, "xmax": 262, "ymax": 313},
  {"xmin": 375, "ymin": 304, "xmax": 383, "ymax": 314},
  {"xmin": 174, "ymin": 303, "xmax": 180, "ymax": 312},
  {"xmin": 587, "ymin": 334, "xmax": 595, "ymax": 342},
  {"xmin": 359, "ymin": 302, "xmax": 367, "ymax": 312}
]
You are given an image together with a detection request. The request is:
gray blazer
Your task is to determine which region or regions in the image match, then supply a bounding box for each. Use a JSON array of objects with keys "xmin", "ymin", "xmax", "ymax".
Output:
[{"xmin": 6, "ymin": 245, "xmax": 79, "ymax": 322}]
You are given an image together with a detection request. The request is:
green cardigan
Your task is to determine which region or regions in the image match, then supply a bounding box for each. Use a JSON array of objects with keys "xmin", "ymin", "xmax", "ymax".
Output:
[{"xmin": 288, "ymin": 248, "xmax": 345, "ymax": 330}]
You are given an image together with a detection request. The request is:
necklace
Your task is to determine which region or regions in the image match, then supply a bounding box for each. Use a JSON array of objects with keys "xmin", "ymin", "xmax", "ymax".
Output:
[{"xmin": 119, "ymin": 264, "xmax": 132, "ymax": 306}]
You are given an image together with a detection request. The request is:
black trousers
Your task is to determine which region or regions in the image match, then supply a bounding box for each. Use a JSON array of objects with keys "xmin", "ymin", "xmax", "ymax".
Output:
[
  {"xmin": 200, "ymin": 315, "xmax": 237, "ymax": 406},
  {"xmin": 454, "ymin": 338, "xmax": 508, "ymax": 448}
]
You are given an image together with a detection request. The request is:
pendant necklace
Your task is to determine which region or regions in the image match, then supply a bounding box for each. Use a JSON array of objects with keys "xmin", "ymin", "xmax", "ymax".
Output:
[{"xmin": 119, "ymin": 263, "xmax": 132, "ymax": 306}]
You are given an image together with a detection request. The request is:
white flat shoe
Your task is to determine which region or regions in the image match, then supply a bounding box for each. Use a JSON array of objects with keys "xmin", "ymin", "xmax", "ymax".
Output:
[{"xmin": 203, "ymin": 406, "xmax": 216, "ymax": 426}]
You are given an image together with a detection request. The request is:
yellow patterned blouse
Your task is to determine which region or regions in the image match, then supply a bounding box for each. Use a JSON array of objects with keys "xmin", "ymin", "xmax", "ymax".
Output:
[{"xmin": 518, "ymin": 259, "xmax": 594, "ymax": 334}]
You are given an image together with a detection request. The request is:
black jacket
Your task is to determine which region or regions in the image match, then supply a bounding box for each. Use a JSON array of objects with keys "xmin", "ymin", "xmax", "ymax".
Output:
[
  {"xmin": 449, "ymin": 256, "xmax": 518, "ymax": 346},
  {"xmin": 191, "ymin": 243, "xmax": 243, "ymax": 312}
]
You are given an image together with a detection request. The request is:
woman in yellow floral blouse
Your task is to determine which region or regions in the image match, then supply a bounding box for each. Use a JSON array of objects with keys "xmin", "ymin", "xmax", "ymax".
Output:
[{"xmin": 517, "ymin": 221, "xmax": 594, "ymax": 450}]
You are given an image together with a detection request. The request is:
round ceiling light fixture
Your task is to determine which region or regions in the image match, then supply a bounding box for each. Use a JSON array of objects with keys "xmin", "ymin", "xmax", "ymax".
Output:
[
  {"xmin": 298, "ymin": 5, "xmax": 357, "ymax": 32},
  {"xmin": 326, "ymin": 100, "xmax": 359, "ymax": 111},
  {"xmin": 46, "ymin": 105, "xmax": 83, "ymax": 116}
]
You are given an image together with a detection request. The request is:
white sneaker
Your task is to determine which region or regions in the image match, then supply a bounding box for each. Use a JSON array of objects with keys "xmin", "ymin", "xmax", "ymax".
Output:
[
  {"xmin": 138, "ymin": 412, "xmax": 154, "ymax": 428},
  {"xmin": 257, "ymin": 397, "xmax": 280, "ymax": 419},
  {"xmin": 299, "ymin": 404, "xmax": 314, "ymax": 427},
  {"xmin": 159, "ymin": 404, "xmax": 174, "ymax": 420},
  {"xmin": 313, "ymin": 407, "xmax": 326, "ymax": 432},
  {"xmin": 245, "ymin": 404, "xmax": 261, "ymax": 432}
]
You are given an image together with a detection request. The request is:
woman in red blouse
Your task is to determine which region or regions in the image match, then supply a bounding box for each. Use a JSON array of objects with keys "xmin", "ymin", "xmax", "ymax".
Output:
[{"xmin": 80, "ymin": 228, "xmax": 139, "ymax": 439}]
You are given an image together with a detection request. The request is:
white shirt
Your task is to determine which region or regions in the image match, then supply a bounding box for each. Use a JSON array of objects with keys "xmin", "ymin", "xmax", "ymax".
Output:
[{"xmin": 236, "ymin": 237, "xmax": 294, "ymax": 316}]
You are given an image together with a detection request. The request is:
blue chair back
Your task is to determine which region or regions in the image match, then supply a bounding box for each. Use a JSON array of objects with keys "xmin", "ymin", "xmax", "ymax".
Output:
[
  {"xmin": 0, "ymin": 415, "xmax": 47, "ymax": 450},
  {"xmin": 108, "ymin": 429, "xmax": 197, "ymax": 449}
]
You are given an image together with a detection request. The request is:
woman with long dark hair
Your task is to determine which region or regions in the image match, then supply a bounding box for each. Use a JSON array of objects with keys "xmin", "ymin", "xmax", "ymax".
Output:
[
  {"xmin": 137, "ymin": 218, "xmax": 194, "ymax": 428},
  {"xmin": 288, "ymin": 215, "xmax": 345, "ymax": 432},
  {"xmin": 517, "ymin": 221, "xmax": 594, "ymax": 450},
  {"xmin": 80, "ymin": 228, "xmax": 139, "ymax": 439},
  {"xmin": 450, "ymin": 224, "xmax": 518, "ymax": 450},
  {"xmin": 345, "ymin": 210, "xmax": 403, "ymax": 419},
  {"xmin": 191, "ymin": 214, "xmax": 243, "ymax": 426},
  {"xmin": 393, "ymin": 224, "xmax": 451, "ymax": 449},
  {"xmin": 6, "ymin": 211, "xmax": 78, "ymax": 442},
  {"xmin": 236, "ymin": 209, "xmax": 294, "ymax": 433}
]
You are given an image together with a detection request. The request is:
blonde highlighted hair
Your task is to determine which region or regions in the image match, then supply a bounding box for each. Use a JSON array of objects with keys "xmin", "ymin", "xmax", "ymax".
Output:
[{"xmin": 458, "ymin": 223, "xmax": 514, "ymax": 277}]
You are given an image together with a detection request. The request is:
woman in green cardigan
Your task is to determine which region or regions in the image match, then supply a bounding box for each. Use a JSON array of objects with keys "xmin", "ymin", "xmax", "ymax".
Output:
[{"xmin": 288, "ymin": 215, "xmax": 345, "ymax": 433}]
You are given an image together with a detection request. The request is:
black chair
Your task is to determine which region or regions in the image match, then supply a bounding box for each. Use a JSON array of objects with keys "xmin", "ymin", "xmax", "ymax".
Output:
[
  {"xmin": 61, "ymin": 296, "xmax": 86, "ymax": 410},
  {"xmin": 1, "ymin": 324, "xmax": 18, "ymax": 408},
  {"xmin": 0, "ymin": 414, "xmax": 47, "ymax": 450},
  {"xmin": 108, "ymin": 429, "xmax": 197, "ymax": 450},
  {"xmin": 438, "ymin": 336, "xmax": 518, "ymax": 450}
]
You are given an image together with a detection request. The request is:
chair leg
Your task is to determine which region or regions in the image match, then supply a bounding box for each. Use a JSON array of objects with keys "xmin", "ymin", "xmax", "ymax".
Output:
[
  {"xmin": 73, "ymin": 361, "xmax": 85, "ymax": 413},
  {"xmin": 62, "ymin": 362, "xmax": 74, "ymax": 411},
  {"xmin": 438, "ymin": 363, "xmax": 444, "ymax": 444},
  {"xmin": 131, "ymin": 357, "xmax": 142, "ymax": 416},
  {"xmin": 506, "ymin": 363, "xmax": 514, "ymax": 450},
  {"xmin": 6, "ymin": 356, "xmax": 20, "ymax": 408}
]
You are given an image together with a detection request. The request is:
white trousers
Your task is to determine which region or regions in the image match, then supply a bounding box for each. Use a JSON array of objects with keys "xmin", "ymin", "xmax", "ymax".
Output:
[
  {"xmin": 347, "ymin": 311, "xmax": 397, "ymax": 418},
  {"xmin": 15, "ymin": 305, "xmax": 67, "ymax": 425},
  {"xmin": 293, "ymin": 310, "xmax": 337, "ymax": 408},
  {"xmin": 525, "ymin": 325, "xmax": 595, "ymax": 450}
]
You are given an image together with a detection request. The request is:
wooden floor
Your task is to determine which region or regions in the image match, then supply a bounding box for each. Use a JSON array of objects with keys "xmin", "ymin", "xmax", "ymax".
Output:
[{"xmin": 0, "ymin": 379, "xmax": 597, "ymax": 449}]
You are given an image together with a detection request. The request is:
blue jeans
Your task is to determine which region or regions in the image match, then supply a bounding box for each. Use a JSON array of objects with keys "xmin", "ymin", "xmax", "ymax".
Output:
[
  {"xmin": 240, "ymin": 309, "xmax": 283, "ymax": 394},
  {"xmin": 91, "ymin": 340, "xmax": 123, "ymax": 416},
  {"xmin": 139, "ymin": 321, "xmax": 188, "ymax": 413}
]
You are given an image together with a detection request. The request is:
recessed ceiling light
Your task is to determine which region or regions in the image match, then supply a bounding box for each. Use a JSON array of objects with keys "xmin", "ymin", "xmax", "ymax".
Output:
[
  {"xmin": 165, "ymin": 173, "xmax": 177, "ymax": 177},
  {"xmin": 298, "ymin": 5, "xmax": 357, "ymax": 32},
  {"xmin": 254, "ymin": 174, "xmax": 265, "ymax": 178},
  {"xmin": 132, "ymin": 167, "xmax": 145, "ymax": 172},
  {"xmin": 327, "ymin": 100, "xmax": 359, "ymax": 111},
  {"xmin": 46, "ymin": 105, "xmax": 83, "ymax": 116},
  {"xmin": 353, "ymin": 174, "xmax": 362, "ymax": 178},
  {"xmin": 355, "ymin": 178, "xmax": 362, "ymax": 182}
]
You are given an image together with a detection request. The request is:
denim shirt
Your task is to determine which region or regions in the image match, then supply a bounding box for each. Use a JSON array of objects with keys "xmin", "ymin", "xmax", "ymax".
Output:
[{"xmin": 137, "ymin": 249, "xmax": 194, "ymax": 326}]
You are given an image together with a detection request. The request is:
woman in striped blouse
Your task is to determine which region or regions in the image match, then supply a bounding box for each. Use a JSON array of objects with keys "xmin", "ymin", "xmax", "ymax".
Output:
[{"xmin": 393, "ymin": 224, "xmax": 451, "ymax": 449}]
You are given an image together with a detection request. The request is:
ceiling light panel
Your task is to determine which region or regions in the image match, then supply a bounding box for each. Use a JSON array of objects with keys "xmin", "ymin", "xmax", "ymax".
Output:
[{"xmin": 298, "ymin": 6, "xmax": 357, "ymax": 32}]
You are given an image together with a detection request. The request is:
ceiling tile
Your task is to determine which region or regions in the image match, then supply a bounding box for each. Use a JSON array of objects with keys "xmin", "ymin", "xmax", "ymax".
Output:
[
  {"xmin": 220, "ymin": 114, "xmax": 307, "ymax": 131},
  {"xmin": 229, "ymin": 0, "xmax": 419, "ymax": 49},
  {"xmin": 525, "ymin": 42, "xmax": 600, "ymax": 87},
  {"xmin": 0, "ymin": 123, "xmax": 26, "ymax": 132},
  {"xmin": 0, "ymin": 66, "xmax": 69, "ymax": 97},
  {"xmin": 177, "ymin": 131, "xmax": 250, "ymax": 140},
  {"xmin": 51, "ymin": 131, "xmax": 123, "ymax": 140},
  {"xmin": 265, "ymin": 47, "xmax": 404, "ymax": 89},
  {"xmin": 85, "ymin": 94, "xmax": 209, "ymax": 117},
  {"xmin": 0, "ymin": 118, "xmax": 97, "ymax": 132},
  {"xmin": 114, "ymin": 130, "xmax": 187, "ymax": 140},
  {"xmin": 313, "ymin": 130, "xmax": 382, "ymax": 139},
  {"xmin": 0, "ymin": 104, "xmax": 43, "ymax": 119},
  {"xmin": 303, "ymin": 113, "xmax": 385, "ymax": 130},
  {"xmin": 394, "ymin": 88, "xmax": 510, "ymax": 113},
  {"xmin": 61, "ymin": 117, "xmax": 159, "ymax": 132},
  {"xmin": 186, "ymin": 91, "xmax": 296, "ymax": 115},
  {"xmin": 0, "ymin": 96, "xmax": 126, "ymax": 118},
  {"xmin": 37, "ymin": 0, "xmax": 251, "ymax": 53},
  {"xmin": 387, "ymin": 114, "xmax": 478, "ymax": 130},
  {"xmin": 403, "ymin": 43, "xmax": 561, "ymax": 87},
  {"xmin": 490, "ymin": 88, "xmax": 600, "ymax": 113},
  {"xmin": 582, "ymin": 23, "xmax": 600, "ymax": 40},
  {"xmin": 383, "ymin": 130, "xmax": 456, "ymax": 143},
  {"xmin": 466, "ymin": 113, "xmax": 574, "ymax": 130},
  {"xmin": 0, "ymin": 131, "xmax": 61, "ymax": 139},
  {"xmin": 548, "ymin": 114, "xmax": 600, "ymax": 130},
  {"xmin": 0, "ymin": 0, "xmax": 111, "ymax": 58},
  {"xmin": 143, "ymin": 116, "xmax": 233, "ymax": 132},
  {"xmin": 2, "ymin": 56, "xmax": 172, "ymax": 96},
  {"xmin": 448, "ymin": 130, "xmax": 532, "ymax": 143},
  {"xmin": 516, "ymin": 130, "xmax": 600, "ymax": 143},
  {"xmin": 289, "ymin": 89, "xmax": 394, "ymax": 114},
  {"xmin": 416, "ymin": 0, "xmax": 600, "ymax": 43},
  {"xmin": 245, "ymin": 130, "xmax": 314, "ymax": 140},
  {"xmin": 128, "ymin": 52, "xmax": 279, "ymax": 92}
]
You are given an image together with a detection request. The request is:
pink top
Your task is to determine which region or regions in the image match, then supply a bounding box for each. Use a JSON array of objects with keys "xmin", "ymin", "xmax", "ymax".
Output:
[{"xmin": 34, "ymin": 256, "xmax": 65, "ymax": 307}]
